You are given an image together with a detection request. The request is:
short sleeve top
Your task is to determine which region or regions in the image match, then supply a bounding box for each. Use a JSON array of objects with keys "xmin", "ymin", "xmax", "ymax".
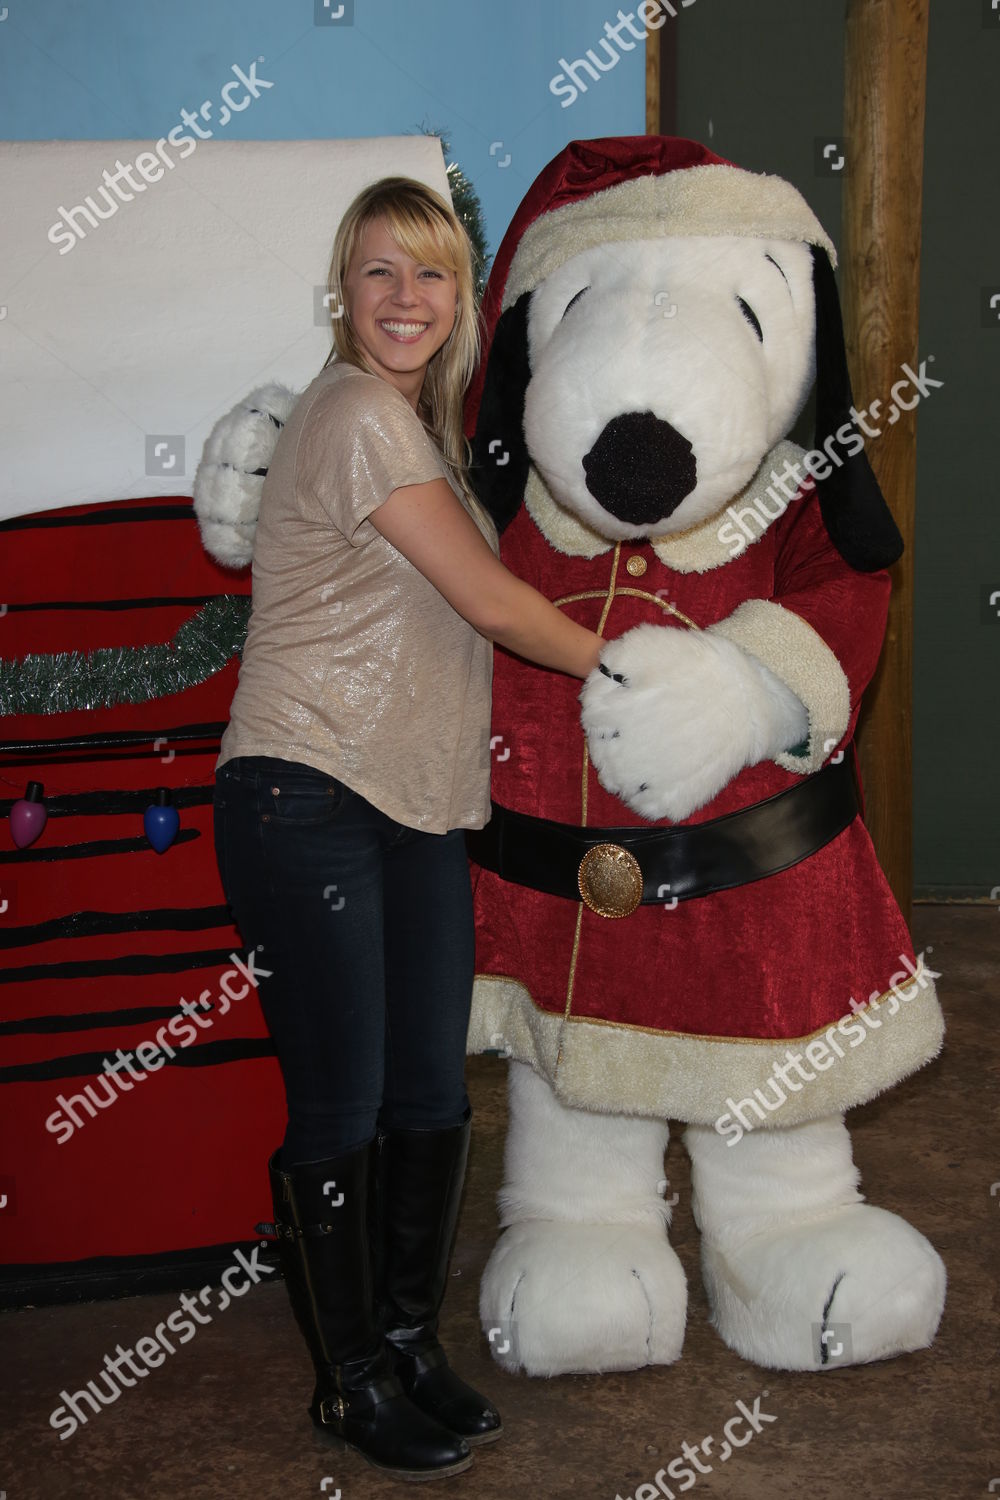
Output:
[{"xmin": 216, "ymin": 360, "xmax": 497, "ymax": 833}]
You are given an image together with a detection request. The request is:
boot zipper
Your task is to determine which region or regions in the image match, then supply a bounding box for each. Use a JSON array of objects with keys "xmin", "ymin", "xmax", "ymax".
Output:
[{"xmin": 283, "ymin": 1171, "xmax": 346, "ymax": 1417}]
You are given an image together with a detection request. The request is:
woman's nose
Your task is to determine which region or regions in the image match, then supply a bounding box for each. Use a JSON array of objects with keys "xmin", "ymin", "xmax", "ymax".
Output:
[{"xmin": 392, "ymin": 275, "xmax": 420, "ymax": 304}]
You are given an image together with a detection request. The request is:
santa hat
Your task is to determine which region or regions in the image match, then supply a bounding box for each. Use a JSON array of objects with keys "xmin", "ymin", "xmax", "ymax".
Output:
[{"xmin": 465, "ymin": 135, "xmax": 902, "ymax": 573}]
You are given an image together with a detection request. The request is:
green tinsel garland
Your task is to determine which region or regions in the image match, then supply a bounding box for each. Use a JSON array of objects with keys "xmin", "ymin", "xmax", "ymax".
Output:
[
  {"xmin": 0, "ymin": 596, "xmax": 251, "ymax": 718},
  {"xmin": 418, "ymin": 127, "xmax": 493, "ymax": 300}
]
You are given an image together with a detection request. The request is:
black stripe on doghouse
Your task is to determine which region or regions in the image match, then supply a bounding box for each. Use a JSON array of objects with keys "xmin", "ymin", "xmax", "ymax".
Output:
[
  {"xmin": 0, "ymin": 945, "xmax": 244, "ymax": 984},
  {"xmin": 0, "ymin": 721, "xmax": 229, "ymax": 758},
  {"xmin": 0, "ymin": 904, "xmax": 233, "ymax": 949},
  {"xmin": 0, "ymin": 1035, "xmax": 276, "ymax": 1083},
  {"xmin": 0, "ymin": 747, "xmax": 220, "ymax": 769},
  {"xmin": 0, "ymin": 995, "xmax": 238, "ymax": 1035},
  {"xmin": 0, "ymin": 504, "xmax": 195, "ymax": 532},
  {"xmin": 0, "ymin": 830, "xmax": 200, "ymax": 863},
  {"xmin": 0, "ymin": 594, "xmax": 241, "ymax": 613}
]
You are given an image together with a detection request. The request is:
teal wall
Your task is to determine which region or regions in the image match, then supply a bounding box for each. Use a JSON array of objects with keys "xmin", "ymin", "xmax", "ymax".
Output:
[{"xmin": 677, "ymin": 1, "xmax": 998, "ymax": 900}]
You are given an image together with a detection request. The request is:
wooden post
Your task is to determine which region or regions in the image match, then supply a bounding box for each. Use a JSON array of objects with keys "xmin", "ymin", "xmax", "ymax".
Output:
[
  {"xmin": 645, "ymin": 18, "xmax": 661, "ymax": 135},
  {"xmin": 842, "ymin": 0, "xmax": 929, "ymax": 925}
]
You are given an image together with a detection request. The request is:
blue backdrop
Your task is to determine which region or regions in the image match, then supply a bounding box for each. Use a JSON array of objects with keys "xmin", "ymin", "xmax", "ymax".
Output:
[{"xmin": 0, "ymin": 0, "xmax": 650, "ymax": 263}]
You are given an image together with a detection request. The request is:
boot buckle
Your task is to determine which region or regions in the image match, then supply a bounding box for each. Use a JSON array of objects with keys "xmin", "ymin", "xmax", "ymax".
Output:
[{"xmin": 319, "ymin": 1395, "xmax": 346, "ymax": 1423}]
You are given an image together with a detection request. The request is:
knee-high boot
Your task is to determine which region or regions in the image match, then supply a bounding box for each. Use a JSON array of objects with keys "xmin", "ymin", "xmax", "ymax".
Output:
[
  {"xmin": 370, "ymin": 1110, "xmax": 503, "ymax": 1445},
  {"xmin": 267, "ymin": 1142, "xmax": 473, "ymax": 1479}
]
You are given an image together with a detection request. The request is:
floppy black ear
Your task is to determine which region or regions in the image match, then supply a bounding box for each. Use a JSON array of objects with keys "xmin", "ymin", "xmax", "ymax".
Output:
[
  {"xmin": 811, "ymin": 245, "xmax": 904, "ymax": 572},
  {"xmin": 470, "ymin": 290, "xmax": 533, "ymax": 534}
]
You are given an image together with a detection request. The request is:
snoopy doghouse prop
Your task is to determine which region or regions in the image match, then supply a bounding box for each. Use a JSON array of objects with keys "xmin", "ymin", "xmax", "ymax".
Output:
[
  {"xmin": 460, "ymin": 136, "xmax": 945, "ymax": 1376},
  {"xmin": 0, "ymin": 135, "xmax": 453, "ymax": 1304}
]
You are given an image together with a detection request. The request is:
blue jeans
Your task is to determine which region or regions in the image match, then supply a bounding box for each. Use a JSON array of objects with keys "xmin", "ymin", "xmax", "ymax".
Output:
[{"xmin": 212, "ymin": 756, "xmax": 474, "ymax": 1166}]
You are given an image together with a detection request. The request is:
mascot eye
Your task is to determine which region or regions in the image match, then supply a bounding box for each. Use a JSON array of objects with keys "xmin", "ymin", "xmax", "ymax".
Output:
[
  {"xmin": 737, "ymin": 297, "xmax": 763, "ymax": 342},
  {"xmin": 562, "ymin": 286, "xmax": 590, "ymax": 319}
]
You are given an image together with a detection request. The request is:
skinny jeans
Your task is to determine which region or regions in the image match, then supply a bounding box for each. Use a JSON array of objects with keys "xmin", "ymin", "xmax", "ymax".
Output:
[{"xmin": 212, "ymin": 755, "xmax": 474, "ymax": 1166}]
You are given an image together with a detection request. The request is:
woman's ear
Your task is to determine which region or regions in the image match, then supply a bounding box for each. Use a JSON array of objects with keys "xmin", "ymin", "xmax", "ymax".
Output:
[
  {"xmin": 810, "ymin": 245, "xmax": 904, "ymax": 573},
  {"xmin": 470, "ymin": 290, "xmax": 533, "ymax": 534}
]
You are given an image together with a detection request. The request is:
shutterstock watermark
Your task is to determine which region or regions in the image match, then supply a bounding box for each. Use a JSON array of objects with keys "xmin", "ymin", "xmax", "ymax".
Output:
[
  {"xmin": 615, "ymin": 1392, "xmax": 778, "ymax": 1499},
  {"xmin": 46, "ymin": 59, "xmax": 274, "ymax": 255},
  {"xmin": 44, "ymin": 949, "xmax": 271, "ymax": 1144},
  {"xmin": 717, "ymin": 356, "xmax": 944, "ymax": 558},
  {"xmin": 550, "ymin": 2, "xmax": 698, "ymax": 109},
  {"xmin": 49, "ymin": 1244, "xmax": 275, "ymax": 1440},
  {"xmin": 714, "ymin": 952, "xmax": 941, "ymax": 1145}
]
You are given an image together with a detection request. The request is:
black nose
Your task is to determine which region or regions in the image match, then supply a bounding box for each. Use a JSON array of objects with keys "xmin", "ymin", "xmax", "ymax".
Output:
[{"xmin": 582, "ymin": 411, "xmax": 697, "ymax": 526}]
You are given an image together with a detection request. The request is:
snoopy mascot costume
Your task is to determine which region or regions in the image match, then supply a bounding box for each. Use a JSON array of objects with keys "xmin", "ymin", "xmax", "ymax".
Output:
[
  {"xmin": 192, "ymin": 135, "xmax": 946, "ymax": 1381},
  {"xmin": 461, "ymin": 135, "xmax": 946, "ymax": 1377}
]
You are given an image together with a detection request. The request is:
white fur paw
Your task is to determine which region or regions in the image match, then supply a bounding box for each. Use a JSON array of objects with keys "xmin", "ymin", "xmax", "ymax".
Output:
[
  {"xmin": 579, "ymin": 623, "xmax": 806, "ymax": 821},
  {"xmin": 702, "ymin": 1204, "xmax": 946, "ymax": 1371},
  {"xmin": 480, "ymin": 1220, "xmax": 687, "ymax": 1376},
  {"xmin": 193, "ymin": 382, "xmax": 299, "ymax": 567}
]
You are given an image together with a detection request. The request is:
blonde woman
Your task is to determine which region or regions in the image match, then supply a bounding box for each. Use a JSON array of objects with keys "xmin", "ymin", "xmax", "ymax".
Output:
[{"xmin": 212, "ymin": 177, "xmax": 602, "ymax": 1480}]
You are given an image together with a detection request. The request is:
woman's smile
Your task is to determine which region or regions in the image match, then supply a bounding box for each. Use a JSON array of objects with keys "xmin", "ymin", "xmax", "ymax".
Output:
[{"xmin": 377, "ymin": 319, "xmax": 431, "ymax": 343}]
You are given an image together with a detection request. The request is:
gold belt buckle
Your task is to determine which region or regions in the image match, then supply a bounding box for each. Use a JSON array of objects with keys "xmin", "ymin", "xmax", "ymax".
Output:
[{"xmin": 577, "ymin": 842, "xmax": 643, "ymax": 918}]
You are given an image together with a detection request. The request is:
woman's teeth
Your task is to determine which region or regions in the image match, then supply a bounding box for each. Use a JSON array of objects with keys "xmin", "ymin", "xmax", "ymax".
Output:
[{"xmin": 379, "ymin": 321, "xmax": 429, "ymax": 339}]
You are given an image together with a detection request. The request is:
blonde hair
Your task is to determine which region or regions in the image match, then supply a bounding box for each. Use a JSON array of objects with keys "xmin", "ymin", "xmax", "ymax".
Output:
[{"xmin": 320, "ymin": 176, "xmax": 493, "ymax": 536}]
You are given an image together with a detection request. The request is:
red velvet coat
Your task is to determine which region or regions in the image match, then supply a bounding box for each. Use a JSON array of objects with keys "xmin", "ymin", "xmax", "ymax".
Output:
[{"xmin": 467, "ymin": 476, "xmax": 943, "ymax": 1122}]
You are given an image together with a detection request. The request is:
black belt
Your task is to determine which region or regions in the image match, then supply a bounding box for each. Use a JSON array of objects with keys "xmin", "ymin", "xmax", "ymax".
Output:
[{"xmin": 465, "ymin": 754, "xmax": 859, "ymax": 918}]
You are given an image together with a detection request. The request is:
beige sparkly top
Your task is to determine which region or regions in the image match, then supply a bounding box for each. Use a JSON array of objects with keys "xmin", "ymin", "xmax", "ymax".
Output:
[{"xmin": 217, "ymin": 360, "xmax": 498, "ymax": 833}]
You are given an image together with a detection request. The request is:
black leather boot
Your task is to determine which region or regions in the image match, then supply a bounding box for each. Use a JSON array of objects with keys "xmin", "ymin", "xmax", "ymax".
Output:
[
  {"xmin": 266, "ymin": 1144, "xmax": 472, "ymax": 1479},
  {"xmin": 371, "ymin": 1110, "xmax": 503, "ymax": 1446}
]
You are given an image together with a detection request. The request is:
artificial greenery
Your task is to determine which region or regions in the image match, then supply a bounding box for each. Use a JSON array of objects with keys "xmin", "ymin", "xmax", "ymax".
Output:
[
  {"xmin": 0, "ymin": 596, "xmax": 251, "ymax": 718},
  {"xmin": 418, "ymin": 126, "xmax": 492, "ymax": 301}
]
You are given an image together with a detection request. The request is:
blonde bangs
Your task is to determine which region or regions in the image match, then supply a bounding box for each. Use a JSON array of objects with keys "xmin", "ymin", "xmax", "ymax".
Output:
[{"xmin": 375, "ymin": 198, "xmax": 463, "ymax": 276}]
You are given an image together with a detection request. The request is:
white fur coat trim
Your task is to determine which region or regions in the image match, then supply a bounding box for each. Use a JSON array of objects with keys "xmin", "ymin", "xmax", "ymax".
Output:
[
  {"xmin": 503, "ymin": 165, "xmax": 836, "ymax": 311},
  {"xmin": 468, "ymin": 967, "xmax": 945, "ymax": 1126},
  {"xmin": 708, "ymin": 598, "xmax": 851, "ymax": 774}
]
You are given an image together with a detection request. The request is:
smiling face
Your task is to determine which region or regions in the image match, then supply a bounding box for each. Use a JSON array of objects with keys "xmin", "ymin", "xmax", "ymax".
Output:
[
  {"xmin": 522, "ymin": 236, "xmax": 816, "ymax": 538},
  {"xmin": 341, "ymin": 216, "xmax": 459, "ymax": 408}
]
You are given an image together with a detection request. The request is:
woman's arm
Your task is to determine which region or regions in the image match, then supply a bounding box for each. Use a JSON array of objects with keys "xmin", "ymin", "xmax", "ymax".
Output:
[{"xmin": 369, "ymin": 477, "xmax": 603, "ymax": 680}]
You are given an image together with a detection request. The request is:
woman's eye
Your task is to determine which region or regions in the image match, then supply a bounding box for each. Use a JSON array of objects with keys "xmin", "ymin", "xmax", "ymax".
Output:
[
  {"xmin": 562, "ymin": 286, "xmax": 590, "ymax": 318},
  {"xmin": 420, "ymin": 269, "xmax": 445, "ymax": 279},
  {"xmin": 737, "ymin": 297, "xmax": 763, "ymax": 342}
]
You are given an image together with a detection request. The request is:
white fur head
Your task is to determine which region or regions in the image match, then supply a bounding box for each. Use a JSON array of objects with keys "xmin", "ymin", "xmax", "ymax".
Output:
[{"xmin": 521, "ymin": 236, "xmax": 815, "ymax": 540}]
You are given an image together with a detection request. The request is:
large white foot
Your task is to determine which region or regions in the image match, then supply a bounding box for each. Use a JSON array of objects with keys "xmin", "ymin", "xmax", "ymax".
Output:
[
  {"xmin": 684, "ymin": 1115, "xmax": 946, "ymax": 1370},
  {"xmin": 480, "ymin": 1062, "xmax": 687, "ymax": 1375}
]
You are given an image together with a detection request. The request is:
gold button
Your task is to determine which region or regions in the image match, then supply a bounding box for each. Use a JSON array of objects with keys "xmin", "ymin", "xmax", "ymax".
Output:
[
  {"xmin": 625, "ymin": 555, "xmax": 647, "ymax": 577},
  {"xmin": 578, "ymin": 843, "xmax": 643, "ymax": 918}
]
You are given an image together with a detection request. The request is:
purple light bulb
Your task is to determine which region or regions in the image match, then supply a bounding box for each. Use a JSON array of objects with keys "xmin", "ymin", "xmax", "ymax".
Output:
[{"xmin": 10, "ymin": 780, "xmax": 47, "ymax": 849}]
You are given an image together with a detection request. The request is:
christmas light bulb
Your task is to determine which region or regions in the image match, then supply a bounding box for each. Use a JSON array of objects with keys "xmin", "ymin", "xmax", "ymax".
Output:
[
  {"xmin": 144, "ymin": 787, "xmax": 180, "ymax": 853},
  {"xmin": 10, "ymin": 780, "xmax": 47, "ymax": 849}
]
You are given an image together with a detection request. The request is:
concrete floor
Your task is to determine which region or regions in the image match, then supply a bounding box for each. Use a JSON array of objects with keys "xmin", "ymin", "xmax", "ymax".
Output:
[{"xmin": 2, "ymin": 906, "xmax": 997, "ymax": 1500}]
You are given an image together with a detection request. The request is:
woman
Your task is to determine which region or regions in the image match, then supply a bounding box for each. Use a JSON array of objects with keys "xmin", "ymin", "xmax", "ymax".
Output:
[{"xmin": 212, "ymin": 177, "xmax": 602, "ymax": 1480}]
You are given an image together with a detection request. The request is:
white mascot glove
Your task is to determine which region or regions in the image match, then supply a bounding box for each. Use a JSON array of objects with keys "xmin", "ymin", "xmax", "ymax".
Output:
[
  {"xmin": 580, "ymin": 622, "xmax": 809, "ymax": 822},
  {"xmin": 192, "ymin": 382, "xmax": 298, "ymax": 568}
]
